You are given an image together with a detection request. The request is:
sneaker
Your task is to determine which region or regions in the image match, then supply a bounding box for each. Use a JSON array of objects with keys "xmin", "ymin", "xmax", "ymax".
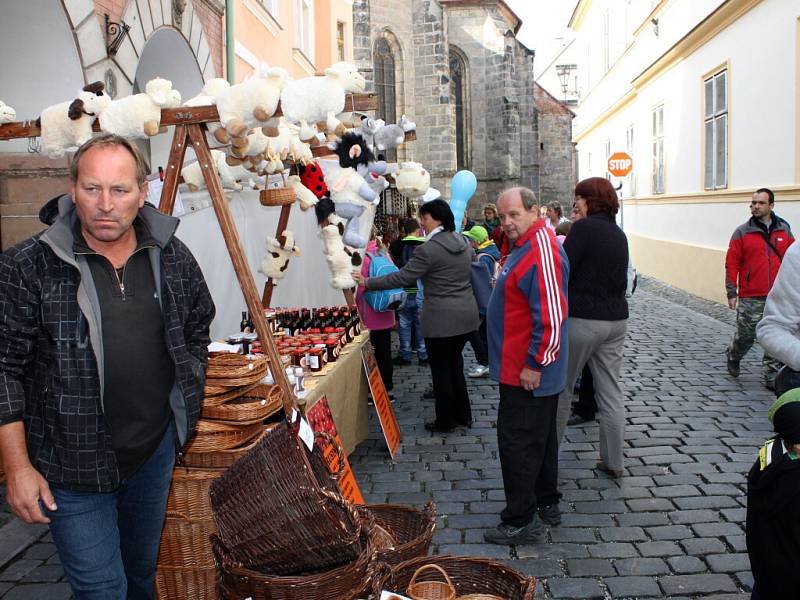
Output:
[
  {"xmin": 483, "ymin": 517, "xmax": 545, "ymax": 545},
  {"xmin": 538, "ymin": 504, "xmax": 561, "ymax": 526},
  {"xmin": 726, "ymin": 349, "xmax": 740, "ymax": 377},
  {"xmin": 468, "ymin": 365, "xmax": 490, "ymax": 378},
  {"xmin": 393, "ymin": 355, "xmax": 412, "ymax": 366}
]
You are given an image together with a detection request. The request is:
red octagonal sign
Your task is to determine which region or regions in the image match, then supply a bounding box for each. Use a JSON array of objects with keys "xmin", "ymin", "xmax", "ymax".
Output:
[{"xmin": 607, "ymin": 152, "xmax": 633, "ymax": 177}]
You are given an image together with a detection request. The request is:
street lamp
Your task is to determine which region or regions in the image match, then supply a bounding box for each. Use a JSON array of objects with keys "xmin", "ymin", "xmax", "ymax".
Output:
[{"xmin": 556, "ymin": 63, "xmax": 577, "ymax": 102}]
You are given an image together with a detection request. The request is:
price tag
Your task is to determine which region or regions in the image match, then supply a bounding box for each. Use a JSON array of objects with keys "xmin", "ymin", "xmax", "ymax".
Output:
[{"xmin": 290, "ymin": 409, "xmax": 315, "ymax": 451}]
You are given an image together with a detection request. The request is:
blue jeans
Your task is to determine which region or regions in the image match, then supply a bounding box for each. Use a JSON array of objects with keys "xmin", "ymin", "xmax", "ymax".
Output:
[
  {"xmin": 398, "ymin": 290, "xmax": 427, "ymax": 361},
  {"xmin": 44, "ymin": 422, "xmax": 176, "ymax": 600}
]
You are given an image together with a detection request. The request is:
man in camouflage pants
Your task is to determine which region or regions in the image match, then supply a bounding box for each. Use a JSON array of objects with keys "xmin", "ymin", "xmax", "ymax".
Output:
[{"xmin": 725, "ymin": 188, "xmax": 794, "ymax": 389}]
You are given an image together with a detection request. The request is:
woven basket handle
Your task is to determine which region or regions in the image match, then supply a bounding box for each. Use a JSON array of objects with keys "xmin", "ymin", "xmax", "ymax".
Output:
[
  {"xmin": 314, "ymin": 431, "xmax": 346, "ymax": 480},
  {"xmin": 408, "ymin": 563, "xmax": 453, "ymax": 588},
  {"xmin": 370, "ymin": 560, "xmax": 393, "ymax": 598}
]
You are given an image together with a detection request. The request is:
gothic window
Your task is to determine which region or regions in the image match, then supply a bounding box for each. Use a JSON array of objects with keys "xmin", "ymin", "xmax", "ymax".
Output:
[
  {"xmin": 373, "ymin": 38, "xmax": 397, "ymax": 161},
  {"xmin": 450, "ymin": 51, "xmax": 469, "ymax": 170}
]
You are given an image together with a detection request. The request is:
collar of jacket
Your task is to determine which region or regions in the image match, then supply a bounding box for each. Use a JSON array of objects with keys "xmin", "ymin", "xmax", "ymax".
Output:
[
  {"xmin": 478, "ymin": 239, "xmax": 496, "ymax": 250},
  {"xmin": 402, "ymin": 235, "xmax": 425, "ymax": 242},
  {"xmin": 39, "ymin": 195, "xmax": 179, "ymax": 261},
  {"xmin": 749, "ymin": 211, "xmax": 782, "ymax": 233},
  {"xmin": 512, "ymin": 218, "xmax": 547, "ymax": 249}
]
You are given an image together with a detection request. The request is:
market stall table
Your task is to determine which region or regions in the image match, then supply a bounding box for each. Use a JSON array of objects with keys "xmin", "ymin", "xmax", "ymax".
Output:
[{"xmin": 301, "ymin": 331, "xmax": 371, "ymax": 455}]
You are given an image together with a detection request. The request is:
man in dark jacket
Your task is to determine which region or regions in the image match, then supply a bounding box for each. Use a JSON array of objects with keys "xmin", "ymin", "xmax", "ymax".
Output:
[
  {"xmin": 746, "ymin": 386, "xmax": 800, "ymax": 599},
  {"xmin": 0, "ymin": 134, "xmax": 215, "ymax": 599},
  {"xmin": 725, "ymin": 188, "xmax": 794, "ymax": 389}
]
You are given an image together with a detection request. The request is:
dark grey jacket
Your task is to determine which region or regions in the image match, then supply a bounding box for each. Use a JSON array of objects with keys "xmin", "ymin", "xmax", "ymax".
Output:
[
  {"xmin": 0, "ymin": 196, "xmax": 215, "ymax": 492},
  {"xmin": 366, "ymin": 231, "xmax": 479, "ymax": 337}
]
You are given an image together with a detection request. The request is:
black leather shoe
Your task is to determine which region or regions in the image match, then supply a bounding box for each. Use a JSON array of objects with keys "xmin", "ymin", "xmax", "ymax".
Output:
[
  {"xmin": 424, "ymin": 421, "xmax": 455, "ymax": 433},
  {"xmin": 418, "ymin": 357, "xmax": 429, "ymax": 366},
  {"xmin": 567, "ymin": 413, "xmax": 594, "ymax": 426},
  {"xmin": 392, "ymin": 356, "xmax": 411, "ymax": 366}
]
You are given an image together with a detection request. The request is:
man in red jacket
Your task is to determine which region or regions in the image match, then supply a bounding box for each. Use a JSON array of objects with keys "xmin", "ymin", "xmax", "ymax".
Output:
[{"xmin": 725, "ymin": 188, "xmax": 794, "ymax": 389}]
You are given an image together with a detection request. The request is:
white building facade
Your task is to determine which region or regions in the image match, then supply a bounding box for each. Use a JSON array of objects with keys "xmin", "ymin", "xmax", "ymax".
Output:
[{"xmin": 564, "ymin": 0, "xmax": 800, "ymax": 303}]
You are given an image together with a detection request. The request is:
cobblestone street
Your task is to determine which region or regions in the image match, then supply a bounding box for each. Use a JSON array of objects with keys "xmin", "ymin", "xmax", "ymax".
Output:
[{"xmin": 0, "ymin": 280, "xmax": 773, "ymax": 598}]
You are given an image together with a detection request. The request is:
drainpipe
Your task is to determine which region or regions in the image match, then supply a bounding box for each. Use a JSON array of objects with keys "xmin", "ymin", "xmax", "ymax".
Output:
[{"xmin": 226, "ymin": 0, "xmax": 235, "ymax": 84}]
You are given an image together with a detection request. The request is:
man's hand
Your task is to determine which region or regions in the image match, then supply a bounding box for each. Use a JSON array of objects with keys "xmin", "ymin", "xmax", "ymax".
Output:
[
  {"xmin": 728, "ymin": 297, "xmax": 738, "ymax": 310},
  {"xmin": 6, "ymin": 464, "xmax": 56, "ymax": 524},
  {"xmin": 520, "ymin": 367, "xmax": 542, "ymax": 392}
]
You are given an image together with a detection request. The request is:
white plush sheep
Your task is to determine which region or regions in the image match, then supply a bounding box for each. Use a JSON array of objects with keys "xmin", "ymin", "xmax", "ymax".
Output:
[
  {"xmin": 287, "ymin": 174, "xmax": 318, "ymax": 211},
  {"xmin": 181, "ymin": 149, "xmax": 243, "ymax": 192},
  {"xmin": 214, "ymin": 66, "xmax": 289, "ymax": 143},
  {"xmin": 280, "ymin": 62, "xmax": 366, "ymax": 141},
  {"xmin": 259, "ymin": 230, "xmax": 300, "ymax": 279},
  {"xmin": 183, "ymin": 78, "xmax": 231, "ymax": 143},
  {"xmin": 395, "ymin": 161, "xmax": 430, "ymax": 199},
  {"xmin": 99, "ymin": 77, "xmax": 181, "ymax": 138},
  {"xmin": 0, "ymin": 101, "xmax": 16, "ymax": 124},
  {"xmin": 319, "ymin": 222, "xmax": 356, "ymax": 289},
  {"xmin": 39, "ymin": 82, "xmax": 112, "ymax": 158}
]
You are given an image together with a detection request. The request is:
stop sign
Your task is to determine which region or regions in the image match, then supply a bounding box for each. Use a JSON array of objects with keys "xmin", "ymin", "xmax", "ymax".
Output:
[{"xmin": 607, "ymin": 152, "xmax": 633, "ymax": 177}]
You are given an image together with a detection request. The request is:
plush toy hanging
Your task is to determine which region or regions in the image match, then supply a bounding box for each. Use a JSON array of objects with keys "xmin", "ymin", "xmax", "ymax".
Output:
[
  {"xmin": 259, "ymin": 230, "xmax": 300, "ymax": 280},
  {"xmin": 99, "ymin": 77, "xmax": 181, "ymax": 138},
  {"xmin": 280, "ymin": 62, "xmax": 366, "ymax": 141},
  {"xmin": 395, "ymin": 162, "xmax": 431, "ymax": 199},
  {"xmin": 0, "ymin": 101, "xmax": 16, "ymax": 124},
  {"xmin": 181, "ymin": 149, "xmax": 249, "ymax": 192},
  {"xmin": 38, "ymin": 82, "xmax": 112, "ymax": 158}
]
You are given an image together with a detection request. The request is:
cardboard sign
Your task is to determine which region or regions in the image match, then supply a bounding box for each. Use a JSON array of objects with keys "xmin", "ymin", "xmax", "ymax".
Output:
[
  {"xmin": 306, "ymin": 395, "xmax": 364, "ymax": 504},
  {"xmin": 361, "ymin": 341, "xmax": 402, "ymax": 458}
]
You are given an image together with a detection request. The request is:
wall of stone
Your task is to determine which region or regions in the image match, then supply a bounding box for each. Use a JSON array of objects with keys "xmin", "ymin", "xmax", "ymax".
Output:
[{"xmin": 538, "ymin": 112, "xmax": 576, "ymax": 208}]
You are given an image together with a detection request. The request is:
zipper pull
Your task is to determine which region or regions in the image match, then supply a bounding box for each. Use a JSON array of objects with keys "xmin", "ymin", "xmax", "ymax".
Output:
[{"xmin": 119, "ymin": 281, "xmax": 126, "ymax": 301}]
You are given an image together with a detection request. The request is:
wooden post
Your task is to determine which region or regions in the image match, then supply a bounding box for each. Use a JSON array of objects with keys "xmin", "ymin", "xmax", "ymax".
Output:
[
  {"xmin": 183, "ymin": 124, "xmax": 296, "ymax": 412},
  {"xmin": 158, "ymin": 125, "xmax": 190, "ymax": 215}
]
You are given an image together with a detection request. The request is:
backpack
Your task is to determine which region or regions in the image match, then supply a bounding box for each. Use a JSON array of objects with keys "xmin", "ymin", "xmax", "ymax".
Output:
[
  {"xmin": 470, "ymin": 253, "xmax": 498, "ymax": 313},
  {"xmin": 363, "ymin": 252, "xmax": 407, "ymax": 312}
]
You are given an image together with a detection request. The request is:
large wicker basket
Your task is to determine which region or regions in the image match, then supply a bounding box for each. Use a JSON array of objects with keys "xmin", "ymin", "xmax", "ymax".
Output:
[
  {"xmin": 205, "ymin": 353, "xmax": 268, "ymax": 388},
  {"xmin": 201, "ymin": 383, "xmax": 283, "ymax": 422},
  {"xmin": 209, "ymin": 422, "xmax": 362, "ymax": 575},
  {"xmin": 374, "ymin": 556, "xmax": 536, "ymax": 600},
  {"xmin": 359, "ymin": 503, "xmax": 437, "ymax": 567},
  {"xmin": 155, "ymin": 565, "xmax": 216, "ymax": 600},
  {"xmin": 166, "ymin": 467, "xmax": 222, "ymax": 522},
  {"xmin": 213, "ymin": 529, "xmax": 376, "ymax": 600},
  {"xmin": 203, "ymin": 382, "xmax": 260, "ymax": 407},
  {"xmin": 157, "ymin": 511, "xmax": 217, "ymax": 568}
]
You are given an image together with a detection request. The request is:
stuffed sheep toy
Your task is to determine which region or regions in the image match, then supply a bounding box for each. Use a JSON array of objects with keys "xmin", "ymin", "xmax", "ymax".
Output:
[
  {"xmin": 287, "ymin": 175, "xmax": 318, "ymax": 211},
  {"xmin": 214, "ymin": 66, "xmax": 289, "ymax": 147},
  {"xmin": 319, "ymin": 221, "xmax": 356, "ymax": 289},
  {"xmin": 99, "ymin": 77, "xmax": 181, "ymax": 138},
  {"xmin": 39, "ymin": 82, "xmax": 112, "ymax": 158},
  {"xmin": 395, "ymin": 161, "xmax": 430, "ymax": 199},
  {"xmin": 181, "ymin": 149, "xmax": 243, "ymax": 192},
  {"xmin": 259, "ymin": 230, "xmax": 300, "ymax": 280},
  {"xmin": 0, "ymin": 101, "xmax": 16, "ymax": 124},
  {"xmin": 183, "ymin": 78, "xmax": 231, "ymax": 143},
  {"xmin": 280, "ymin": 61, "xmax": 366, "ymax": 141}
]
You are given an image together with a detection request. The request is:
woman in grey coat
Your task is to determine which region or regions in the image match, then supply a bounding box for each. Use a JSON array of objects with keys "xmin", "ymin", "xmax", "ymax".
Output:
[{"xmin": 353, "ymin": 200, "xmax": 479, "ymax": 432}]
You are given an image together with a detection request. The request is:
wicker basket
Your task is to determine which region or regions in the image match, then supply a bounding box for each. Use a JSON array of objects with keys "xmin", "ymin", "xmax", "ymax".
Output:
[
  {"xmin": 158, "ymin": 511, "xmax": 217, "ymax": 568},
  {"xmin": 155, "ymin": 565, "xmax": 216, "ymax": 600},
  {"xmin": 375, "ymin": 556, "xmax": 535, "ymax": 600},
  {"xmin": 166, "ymin": 468, "xmax": 222, "ymax": 522},
  {"xmin": 406, "ymin": 564, "xmax": 456, "ymax": 600},
  {"xmin": 183, "ymin": 424, "xmax": 275, "ymax": 469},
  {"xmin": 202, "ymin": 384, "xmax": 283, "ymax": 422},
  {"xmin": 209, "ymin": 422, "xmax": 362, "ymax": 575},
  {"xmin": 203, "ymin": 382, "xmax": 260, "ymax": 406},
  {"xmin": 213, "ymin": 529, "xmax": 376, "ymax": 600},
  {"xmin": 358, "ymin": 503, "xmax": 437, "ymax": 567},
  {"xmin": 205, "ymin": 354, "xmax": 269, "ymax": 389},
  {"xmin": 259, "ymin": 187, "xmax": 296, "ymax": 207},
  {"xmin": 184, "ymin": 420, "xmax": 264, "ymax": 453}
]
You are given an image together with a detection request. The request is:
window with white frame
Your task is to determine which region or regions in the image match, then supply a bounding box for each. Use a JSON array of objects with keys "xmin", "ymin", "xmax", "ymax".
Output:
[
  {"xmin": 337, "ymin": 21, "xmax": 346, "ymax": 62},
  {"xmin": 626, "ymin": 124, "xmax": 637, "ymax": 195},
  {"xmin": 296, "ymin": 0, "xmax": 314, "ymax": 61},
  {"xmin": 704, "ymin": 69, "xmax": 728, "ymax": 190},
  {"xmin": 651, "ymin": 104, "xmax": 665, "ymax": 194},
  {"xmin": 259, "ymin": 0, "xmax": 278, "ymax": 18}
]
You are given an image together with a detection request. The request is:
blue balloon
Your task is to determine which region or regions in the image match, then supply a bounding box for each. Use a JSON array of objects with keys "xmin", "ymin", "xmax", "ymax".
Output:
[{"xmin": 449, "ymin": 170, "xmax": 477, "ymax": 233}]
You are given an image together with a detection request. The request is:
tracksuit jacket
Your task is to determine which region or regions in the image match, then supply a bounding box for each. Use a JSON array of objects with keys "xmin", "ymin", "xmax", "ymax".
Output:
[
  {"xmin": 0, "ymin": 195, "xmax": 215, "ymax": 492},
  {"xmin": 725, "ymin": 213, "xmax": 794, "ymax": 299},
  {"xmin": 487, "ymin": 220, "xmax": 569, "ymax": 396}
]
